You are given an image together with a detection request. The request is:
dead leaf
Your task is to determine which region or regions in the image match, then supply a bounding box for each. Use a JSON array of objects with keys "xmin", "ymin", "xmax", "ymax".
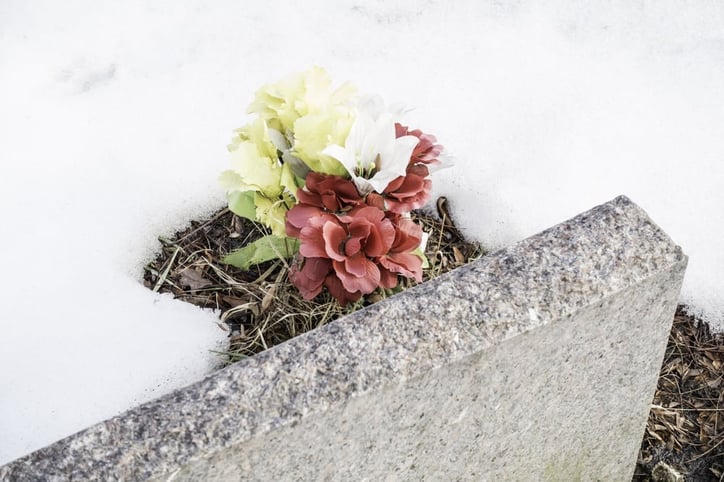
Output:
[
  {"xmin": 261, "ymin": 283, "xmax": 276, "ymax": 313},
  {"xmin": 452, "ymin": 246, "xmax": 466, "ymax": 265},
  {"xmin": 178, "ymin": 267, "xmax": 212, "ymax": 290},
  {"xmin": 222, "ymin": 295, "xmax": 253, "ymax": 308}
]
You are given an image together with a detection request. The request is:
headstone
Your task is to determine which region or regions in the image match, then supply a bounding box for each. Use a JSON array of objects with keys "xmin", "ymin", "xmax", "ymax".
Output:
[{"xmin": 0, "ymin": 195, "xmax": 687, "ymax": 481}]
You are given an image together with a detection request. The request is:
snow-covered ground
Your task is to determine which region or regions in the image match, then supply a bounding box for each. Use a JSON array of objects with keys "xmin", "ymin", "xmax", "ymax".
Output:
[{"xmin": 2, "ymin": 0, "xmax": 723, "ymax": 465}]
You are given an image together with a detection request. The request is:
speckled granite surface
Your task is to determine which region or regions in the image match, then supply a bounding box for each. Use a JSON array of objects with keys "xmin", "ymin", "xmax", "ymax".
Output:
[{"xmin": 0, "ymin": 195, "xmax": 687, "ymax": 481}]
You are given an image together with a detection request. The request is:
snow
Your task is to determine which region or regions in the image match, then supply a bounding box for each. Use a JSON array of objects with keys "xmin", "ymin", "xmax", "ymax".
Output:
[{"xmin": 1, "ymin": 0, "xmax": 724, "ymax": 465}]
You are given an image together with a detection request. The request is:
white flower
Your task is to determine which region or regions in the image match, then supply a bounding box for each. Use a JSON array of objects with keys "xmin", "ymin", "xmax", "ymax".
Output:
[{"xmin": 323, "ymin": 99, "xmax": 419, "ymax": 195}]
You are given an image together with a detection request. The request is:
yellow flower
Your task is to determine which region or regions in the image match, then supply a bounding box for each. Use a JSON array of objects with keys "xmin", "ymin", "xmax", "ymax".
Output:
[
  {"xmin": 292, "ymin": 111, "xmax": 353, "ymax": 176},
  {"xmin": 248, "ymin": 66, "xmax": 354, "ymax": 129},
  {"xmin": 221, "ymin": 118, "xmax": 305, "ymax": 237},
  {"xmin": 253, "ymin": 193, "xmax": 291, "ymax": 237},
  {"xmin": 247, "ymin": 67, "xmax": 356, "ymax": 175},
  {"xmin": 221, "ymin": 119, "xmax": 282, "ymax": 198},
  {"xmin": 227, "ymin": 117, "xmax": 277, "ymax": 160},
  {"xmin": 222, "ymin": 68, "xmax": 365, "ymax": 236}
]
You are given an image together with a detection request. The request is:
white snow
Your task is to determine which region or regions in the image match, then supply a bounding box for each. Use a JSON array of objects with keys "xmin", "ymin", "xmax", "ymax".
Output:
[{"xmin": 2, "ymin": 0, "xmax": 724, "ymax": 465}]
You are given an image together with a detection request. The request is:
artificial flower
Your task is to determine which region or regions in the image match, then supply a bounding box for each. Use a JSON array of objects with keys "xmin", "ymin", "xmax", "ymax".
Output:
[
  {"xmin": 395, "ymin": 123, "xmax": 444, "ymax": 167},
  {"xmin": 322, "ymin": 104, "xmax": 420, "ymax": 195},
  {"xmin": 295, "ymin": 172, "xmax": 363, "ymax": 212},
  {"xmin": 220, "ymin": 118, "xmax": 301, "ymax": 236},
  {"xmin": 288, "ymin": 255, "xmax": 364, "ymax": 307},
  {"xmin": 286, "ymin": 203, "xmax": 398, "ymax": 301},
  {"xmin": 377, "ymin": 215, "xmax": 424, "ymax": 288},
  {"xmin": 223, "ymin": 68, "xmax": 445, "ymax": 305},
  {"xmin": 221, "ymin": 118, "xmax": 283, "ymax": 198},
  {"xmin": 292, "ymin": 111, "xmax": 353, "ymax": 175},
  {"xmin": 367, "ymin": 164, "xmax": 432, "ymax": 214},
  {"xmin": 330, "ymin": 206, "xmax": 395, "ymax": 294},
  {"xmin": 364, "ymin": 124, "xmax": 443, "ymax": 213},
  {"xmin": 253, "ymin": 194, "xmax": 292, "ymax": 237},
  {"xmin": 248, "ymin": 66, "xmax": 356, "ymax": 176},
  {"xmin": 288, "ymin": 256, "xmax": 331, "ymax": 300}
]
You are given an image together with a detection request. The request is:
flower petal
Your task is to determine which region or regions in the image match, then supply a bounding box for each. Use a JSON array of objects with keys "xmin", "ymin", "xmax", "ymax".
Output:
[
  {"xmin": 322, "ymin": 221, "xmax": 348, "ymax": 261},
  {"xmin": 378, "ymin": 266, "xmax": 399, "ymax": 289},
  {"xmin": 289, "ymin": 256, "xmax": 331, "ymax": 300},
  {"xmin": 324, "ymin": 274, "xmax": 362, "ymax": 307},
  {"xmin": 392, "ymin": 217, "xmax": 423, "ymax": 253},
  {"xmin": 321, "ymin": 144, "xmax": 353, "ymax": 175},
  {"xmin": 367, "ymin": 134, "xmax": 419, "ymax": 193},
  {"xmin": 286, "ymin": 204, "xmax": 324, "ymax": 237},
  {"xmin": 334, "ymin": 258, "xmax": 380, "ymax": 294},
  {"xmin": 379, "ymin": 252, "xmax": 423, "ymax": 282},
  {"xmin": 298, "ymin": 213, "xmax": 339, "ymax": 258}
]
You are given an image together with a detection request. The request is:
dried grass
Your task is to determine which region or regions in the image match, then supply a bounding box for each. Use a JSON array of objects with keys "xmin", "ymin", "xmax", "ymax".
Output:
[{"xmin": 143, "ymin": 198, "xmax": 483, "ymax": 363}]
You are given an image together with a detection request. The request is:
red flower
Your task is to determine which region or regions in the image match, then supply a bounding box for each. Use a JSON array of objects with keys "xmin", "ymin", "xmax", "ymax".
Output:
[
  {"xmin": 378, "ymin": 216, "xmax": 424, "ymax": 289},
  {"xmin": 285, "ymin": 172, "xmax": 365, "ymax": 237},
  {"xmin": 295, "ymin": 212, "xmax": 343, "ymax": 259},
  {"xmin": 285, "ymin": 160, "xmax": 429, "ymax": 305},
  {"xmin": 287, "ymin": 203, "xmax": 399, "ymax": 303},
  {"xmin": 379, "ymin": 164, "xmax": 432, "ymax": 214},
  {"xmin": 395, "ymin": 123, "xmax": 443, "ymax": 166},
  {"xmin": 323, "ymin": 272, "xmax": 363, "ymax": 306},
  {"xmin": 295, "ymin": 172, "xmax": 363, "ymax": 212},
  {"xmin": 285, "ymin": 203, "xmax": 326, "ymax": 238},
  {"xmin": 331, "ymin": 206, "xmax": 395, "ymax": 294},
  {"xmin": 288, "ymin": 256, "xmax": 332, "ymax": 299},
  {"xmin": 288, "ymin": 256, "xmax": 363, "ymax": 307},
  {"xmin": 364, "ymin": 124, "xmax": 443, "ymax": 214}
]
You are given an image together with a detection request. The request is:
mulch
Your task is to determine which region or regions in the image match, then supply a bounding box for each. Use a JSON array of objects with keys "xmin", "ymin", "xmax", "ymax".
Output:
[
  {"xmin": 634, "ymin": 308, "xmax": 724, "ymax": 481},
  {"xmin": 143, "ymin": 205, "xmax": 723, "ymax": 481}
]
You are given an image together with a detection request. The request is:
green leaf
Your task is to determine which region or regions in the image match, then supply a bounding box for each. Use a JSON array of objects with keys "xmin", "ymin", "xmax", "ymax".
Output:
[
  {"xmin": 228, "ymin": 191, "xmax": 257, "ymax": 221},
  {"xmin": 222, "ymin": 235, "xmax": 300, "ymax": 270}
]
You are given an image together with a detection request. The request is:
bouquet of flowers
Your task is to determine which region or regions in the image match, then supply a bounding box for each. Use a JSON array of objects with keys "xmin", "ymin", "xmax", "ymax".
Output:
[{"xmin": 220, "ymin": 67, "xmax": 445, "ymax": 306}]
